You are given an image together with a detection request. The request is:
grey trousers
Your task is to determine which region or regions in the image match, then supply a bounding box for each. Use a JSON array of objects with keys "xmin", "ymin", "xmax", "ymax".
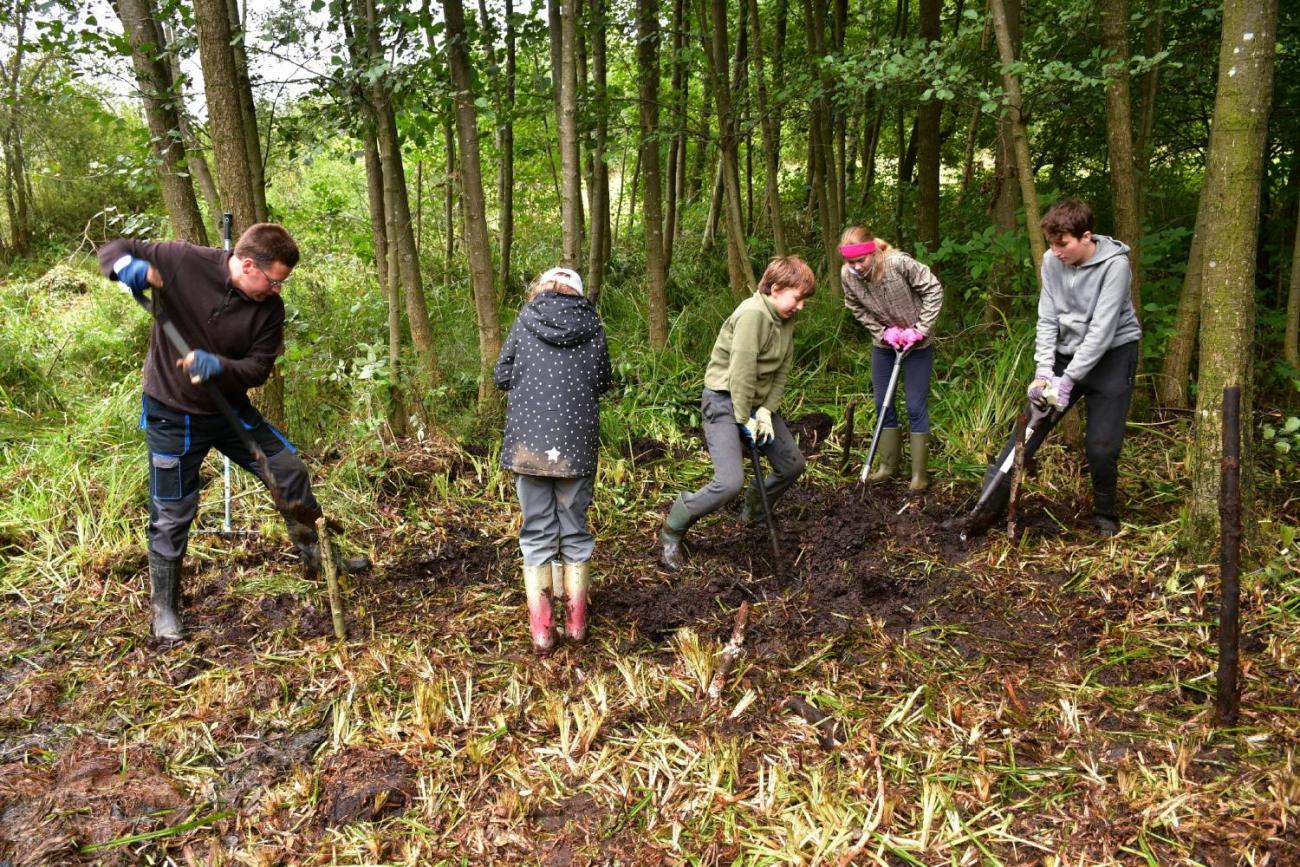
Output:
[
  {"xmin": 681, "ymin": 388, "xmax": 806, "ymax": 521},
  {"xmin": 515, "ymin": 473, "xmax": 595, "ymax": 566}
]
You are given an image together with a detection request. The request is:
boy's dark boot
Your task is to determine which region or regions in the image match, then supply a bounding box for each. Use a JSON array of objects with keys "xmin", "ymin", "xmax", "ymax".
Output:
[
  {"xmin": 908, "ymin": 433, "xmax": 930, "ymax": 492},
  {"xmin": 287, "ymin": 519, "xmax": 371, "ymax": 577},
  {"xmin": 867, "ymin": 428, "xmax": 901, "ymax": 482},
  {"xmin": 1092, "ymin": 491, "xmax": 1120, "ymax": 536},
  {"xmin": 658, "ymin": 495, "xmax": 695, "ymax": 572},
  {"xmin": 148, "ymin": 552, "xmax": 184, "ymax": 641}
]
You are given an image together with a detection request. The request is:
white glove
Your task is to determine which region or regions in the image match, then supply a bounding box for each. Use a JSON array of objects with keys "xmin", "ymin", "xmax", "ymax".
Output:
[{"xmin": 753, "ymin": 407, "xmax": 775, "ymax": 446}]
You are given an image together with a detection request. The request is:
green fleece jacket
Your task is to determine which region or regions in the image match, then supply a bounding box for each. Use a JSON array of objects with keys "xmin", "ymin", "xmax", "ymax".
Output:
[{"xmin": 703, "ymin": 292, "xmax": 795, "ymax": 422}]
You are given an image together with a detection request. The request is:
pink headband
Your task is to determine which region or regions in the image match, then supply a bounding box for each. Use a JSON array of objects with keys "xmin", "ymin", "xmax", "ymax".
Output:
[{"xmin": 839, "ymin": 241, "xmax": 876, "ymax": 259}]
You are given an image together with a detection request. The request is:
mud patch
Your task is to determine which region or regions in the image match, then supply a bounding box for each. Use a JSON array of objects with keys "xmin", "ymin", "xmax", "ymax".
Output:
[
  {"xmin": 786, "ymin": 411, "xmax": 834, "ymax": 454},
  {"xmin": 384, "ymin": 525, "xmax": 505, "ymax": 589},
  {"xmin": 0, "ymin": 737, "xmax": 188, "ymax": 865},
  {"xmin": 317, "ymin": 747, "xmax": 417, "ymax": 827},
  {"xmin": 223, "ymin": 727, "xmax": 328, "ymax": 806}
]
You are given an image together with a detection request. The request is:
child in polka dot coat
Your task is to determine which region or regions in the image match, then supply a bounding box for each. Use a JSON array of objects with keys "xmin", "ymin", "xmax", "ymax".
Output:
[{"xmin": 494, "ymin": 267, "xmax": 612, "ymax": 654}]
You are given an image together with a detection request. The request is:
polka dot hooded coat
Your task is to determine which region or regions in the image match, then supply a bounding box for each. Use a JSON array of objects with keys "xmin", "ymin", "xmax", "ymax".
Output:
[{"xmin": 494, "ymin": 291, "xmax": 612, "ymax": 478}]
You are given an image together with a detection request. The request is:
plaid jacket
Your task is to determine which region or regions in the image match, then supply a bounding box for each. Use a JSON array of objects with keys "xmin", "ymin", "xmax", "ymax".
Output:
[{"xmin": 840, "ymin": 251, "xmax": 944, "ymax": 347}]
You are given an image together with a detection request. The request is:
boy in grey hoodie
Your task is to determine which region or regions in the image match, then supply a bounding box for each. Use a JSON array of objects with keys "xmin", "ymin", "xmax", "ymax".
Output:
[{"xmin": 963, "ymin": 199, "xmax": 1141, "ymax": 537}]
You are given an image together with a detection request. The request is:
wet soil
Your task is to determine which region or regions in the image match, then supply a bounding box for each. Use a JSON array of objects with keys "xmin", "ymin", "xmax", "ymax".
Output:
[{"xmin": 317, "ymin": 747, "xmax": 418, "ymax": 827}]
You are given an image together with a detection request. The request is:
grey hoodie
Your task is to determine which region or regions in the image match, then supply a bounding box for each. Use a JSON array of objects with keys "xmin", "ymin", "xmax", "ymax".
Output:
[{"xmin": 1036, "ymin": 234, "xmax": 1142, "ymax": 382}]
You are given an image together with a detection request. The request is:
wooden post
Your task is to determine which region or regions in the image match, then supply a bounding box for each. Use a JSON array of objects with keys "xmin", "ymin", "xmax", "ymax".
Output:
[
  {"xmin": 1215, "ymin": 385, "xmax": 1241, "ymax": 726},
  {"xmin": 318, "ymin": 521, "xmax": 348, "ymax": 641}
]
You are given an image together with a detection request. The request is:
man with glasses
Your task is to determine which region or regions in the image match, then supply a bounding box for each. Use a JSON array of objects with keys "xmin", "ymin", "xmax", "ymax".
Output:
[{"xmin": 98, "ymin": 223, "xmax": 329, "ymax": 642}]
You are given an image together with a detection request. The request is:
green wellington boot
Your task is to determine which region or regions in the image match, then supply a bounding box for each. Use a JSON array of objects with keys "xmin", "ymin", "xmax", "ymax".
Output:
[
  {"xmin": 867, "ymin": 427, "xmax": 901, "ymax": 482},
  {"xmin": 658, "ymin": 494, "xmax": 695, "ymax": 571},
  {"xmin": 908, "ymin": 432, "xmax": 930, "ymax": 492}
]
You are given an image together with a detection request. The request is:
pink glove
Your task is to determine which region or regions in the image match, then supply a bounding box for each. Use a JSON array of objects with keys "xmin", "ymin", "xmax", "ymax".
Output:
[
  {"xmin": 881, "ymin": 326, "xmax": 904, "ymax": 349},
  {"xmin": 900, "ymin": 327, "xmax": 925, "ymax": 349}
]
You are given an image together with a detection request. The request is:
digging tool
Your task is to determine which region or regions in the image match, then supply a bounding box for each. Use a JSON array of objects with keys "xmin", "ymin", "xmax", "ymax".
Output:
[
  {"xmin": 959, "ymin": 395, "xmax": 1062, "ymax": 541},
  {"xmin": 858, "ymin": 347, "xmax": 906, "ymax": 484},
  {"xmin": 747, "ymin": 440, "xmax": 781, "ymax": 561},
  {"xmin": 126, "ymin": 277, "xmax": 321, "ymax": 529}
]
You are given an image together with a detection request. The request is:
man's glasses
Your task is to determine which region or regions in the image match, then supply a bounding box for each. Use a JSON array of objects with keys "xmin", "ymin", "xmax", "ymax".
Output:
[{"xmin": 254, "ymin": 261, "xmax": 290, "ymax": 288}]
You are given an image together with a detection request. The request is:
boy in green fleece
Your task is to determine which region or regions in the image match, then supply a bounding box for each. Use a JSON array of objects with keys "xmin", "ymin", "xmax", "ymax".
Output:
[{"xmin": 659, "ymin": 256, "xmax": 817, "ymax": 570}]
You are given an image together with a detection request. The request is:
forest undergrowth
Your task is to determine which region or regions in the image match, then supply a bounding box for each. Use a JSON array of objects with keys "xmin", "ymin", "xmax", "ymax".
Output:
[{"xmin": 1, "ymin": 261, "xmax": 1298, "ymax": 865}]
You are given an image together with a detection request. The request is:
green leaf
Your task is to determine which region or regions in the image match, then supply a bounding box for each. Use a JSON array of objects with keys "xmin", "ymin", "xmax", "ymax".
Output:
[{"xmin": 1282, "ymin": 416, "xmax": 1300, "ymax": 434}]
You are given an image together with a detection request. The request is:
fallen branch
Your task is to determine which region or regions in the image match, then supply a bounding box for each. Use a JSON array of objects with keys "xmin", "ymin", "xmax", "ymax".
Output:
[
  {"xmin": 783, "ymin": 696, "xmax": 842, "ymax": 750},
  {"xmin": 708, "ymin": 602, "xmax": 750, "ymax": 701}
]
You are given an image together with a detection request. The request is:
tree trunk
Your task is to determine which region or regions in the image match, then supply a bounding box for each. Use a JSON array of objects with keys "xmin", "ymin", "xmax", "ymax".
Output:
[
  {"xmin": 983, "ymin": 0, "xmax": 1020, "ymax": 326},
  {"xmin": 803, "ymin": 0, "xmax": 842, "ymax": 296},
  {"xmin": 749, "ymin": 0, "xmax": 785, "ymax": 256},
  {"xmin": 114, "ymin": 0, "xmax": 209, "ymax": 245},
  {"xmin": 224, "ymin": 0, "xmax": 267, "ymax": 222},
  {"xmin": 0, "ymin": 2, "xmax": 31, "ymax": 255},
  {"xmin": 915, "ymin": 0, "xmax": 941, "ymax": 255},
  {"xmin": 557, "ymin": 0, "xmax": 583, "ymax": 267},
  {"xmin": 703, "ymin": 154, "xmax": 723, "ymax": 249},
  {"xmin": 1100, "ymin": 0, "xmax": 1143, "ymax": 311},
  {"xmin": 636, "ymin": 0, "xmax": 669, "ymax": 347},
  {"xmin": 587, "ymin": 0, "xmax": 611, "ymax": 304},
  {"xmin": 663, "ymin": 0, "xmax": 687, "ymax": 267},
  {"xmin": 988, "ymin": 0, "xmax": 1045, "ymax": 287},
  {"xmin": 445, "ymin": 0, "xmax": 504, "ymax": 408},
  {"xmin": 1285, "ymin": 212, "xmax": 1300, "ymax": 368},
  {"xmin": 699, "ymin": 0, "xmax": 755, "ymax": 296},
  {"xmin": 1134, "ymin": 0, "xmax": 1163, "ymax": 226},
  {"xmin": 1157, "ymin": 194, "xmax": 1210, "ymax": 409},
  {"xmin": 1187, "ymin": 0, "xmax": 1277, "ymax": 549},
  {"xmin": 194, "ymin": 0, "xmax": 259, "ymax": 230},
  {"xmin": 498, "ymin": 0, "xmax": 517, "ymax": 296},
  {"xmin": 161, "ymin": 24, "xmax": 221, "ymax": 229}
]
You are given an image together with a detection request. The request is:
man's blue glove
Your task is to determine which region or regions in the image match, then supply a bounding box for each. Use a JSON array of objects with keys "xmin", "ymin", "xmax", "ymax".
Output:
[
  {"xmin": 113, "ymin": 255, "xmax": 152, "ymax": 297},
  {"xmin": 736, "ymin": 421, "xmax": 756, "ymax": 448},
  {"xmin": 180, "ymin": 350, "xmax": 223, "ymax": 384}
]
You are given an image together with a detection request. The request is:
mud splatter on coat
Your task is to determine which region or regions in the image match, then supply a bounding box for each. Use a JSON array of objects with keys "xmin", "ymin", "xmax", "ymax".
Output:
[{"xmin": 494, "ymin": 291, "xmax": 612, "ymax": 478}]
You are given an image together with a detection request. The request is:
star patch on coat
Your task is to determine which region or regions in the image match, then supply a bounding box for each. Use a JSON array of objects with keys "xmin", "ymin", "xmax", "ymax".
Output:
[{"xmin": 546, "ymin": 447, "xmax": 561, "ymax": 462}]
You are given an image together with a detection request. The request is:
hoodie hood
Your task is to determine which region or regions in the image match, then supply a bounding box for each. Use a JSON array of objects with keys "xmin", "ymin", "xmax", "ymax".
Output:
[
  {"xmin": 1077, "ymin": 234, "xmax": 1130, "ymax": 269},
  {"xmin": 519, "ymin": 291, "xmax": 602, "ymax": 348}
]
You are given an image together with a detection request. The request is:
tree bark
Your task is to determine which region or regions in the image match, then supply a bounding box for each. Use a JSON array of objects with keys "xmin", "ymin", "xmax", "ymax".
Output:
[
  {"xmin": 803, "ymin": 0, "xmax": 842, "ymax": 296},
  {"xmin": 587, "ymin": 0, "xmax": 611, "ymax": 304},
  {"xmin": 1134, "ymin": 0, "xmax": 1163, "ymax": 226},
  {"xmin": 1187, "ymin": 0, "xmax": 1277, "ymax": 549},
  {"xmin": 114, "ymin": 0, "xmax": 209, "ymax": 245},
  {"xmin": 224, "ymin": 0, "xmax": 267, "ymax": 222},
  {"xmin": 1100, "ymin": 0, "xmax": 1143, "ymax": 311},
  {"xmin": 1156, "ymin": 193, "xmax": 1208, "ymax": 408},
  {"xmin": 915, "ymin": 0, "xmax": 941, "ymax": 256},
  {"xmin": 194, "ymin": 0, "xmax": 259, "ymax": 231},
  {"xmin": 1285, "ymin": 212, "xmax": 1300, "ymax": 368},
  {"xmin": 161, "ymin": 23, "xmax": 221, "ymax": 229},
  {"xmin": 557, "ymin": 0, "xmax": 583, "ymax": 267},
  {"xmin": 699, "ymin": 0, "xmax": 755, "ymax": 296},
  {"xmin": 749, "ymin": 0, "xmax": 785, "ymax": 256},
  {"xmin": 445, "ymin": 0, "xmax": 504, "ymax": 407},
  {"xmin": 663, "ymin": 0, "xmax": 687, "ymax": 266},
  {"xmin": 988, "ymin": 0, "xmax": 1045, "ymax": 288},
  {"xmin": 637, "ymin": 0, "xmax": 669, "ymax": 347},
  {"xmin": 498, "ymin": 0, "xmax": 517, "ymax": 296},
  {"xmin": 983, "ymin": 0, "xmax": 1020, "ymax": 326},
  {"xmin": 0, "ymin": 1, "xmax": 31, "ymax": 255}
]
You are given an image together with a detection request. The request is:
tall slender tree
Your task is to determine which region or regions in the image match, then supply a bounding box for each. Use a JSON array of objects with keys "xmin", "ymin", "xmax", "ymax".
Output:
[
  {"xmin": 1187, "ymin": 0, "xmax": 1278, "ymax": 547},
  {"xmin": 915, "ymin": 0, "xmax": 941, "ymax": 256},
  {"xmin": 193, "ymin": 0, "xmax": 259, "ymax": 230},
  {"xmin": 587, "ymin": 0, "xmax": 611, "ymax": 304},
  {"xmin": 637, "ymin": 0, "xmax": 669, "ymax": 347},
  {"xmin": 445, "ymin": 0, "xmax": 504, "ymax": 406},
  {"xmin": 1100, "ymin": 0, "xmax": 1143, "ymax": 310},
  {"xmin": 749, "ymin": 0, "xmax": 785, "ymax": 256},
  {"xmin": 556, "ymin": 0, "xmax": 583, "ymax": 266},
  {"xmin": 113, "ymin": 0, "xmax": 208, "ymax": 244}
]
